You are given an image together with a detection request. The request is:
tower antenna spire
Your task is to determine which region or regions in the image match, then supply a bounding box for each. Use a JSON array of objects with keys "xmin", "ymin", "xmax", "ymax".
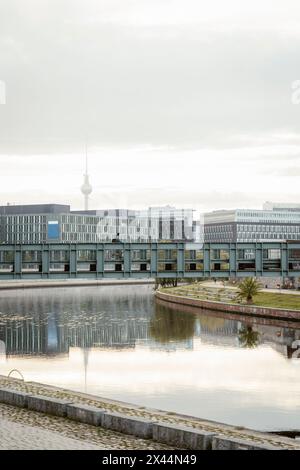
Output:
[
  {"xmin": 85, "ymin": 141, "xmax": 88, "ymax": 174},
  {"xmin": 81, "ymin": 142, "xmax": 92, "ymax": 211}
]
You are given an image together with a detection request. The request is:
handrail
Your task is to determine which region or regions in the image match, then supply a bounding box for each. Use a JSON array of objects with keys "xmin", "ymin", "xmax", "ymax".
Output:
[{"xmin": 7, "ymin": 369, "xmax": 24, "ymax": 381}]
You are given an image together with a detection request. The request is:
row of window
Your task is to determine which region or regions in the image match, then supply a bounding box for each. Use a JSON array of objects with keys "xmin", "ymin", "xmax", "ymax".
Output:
[
  {"xmin": 60, "ymin": 232, "xmax": 188, "ymax": 242},
  {"xmin": 6, "ymin": 224, "xmax": 47, "ymax": 232},
  {"xmin": 237, "ymin": 211, "xmax": 300, "ymax": 222},
  {"xmin": 1, "ymin": 248, "xmax": 299, "ymax": 264},
  {"xmin": 205, "ymin": 225, "xmax": 234, "ymax": 233},
  {"xmin": 2, "ymin": 216, "xmax": 47, "ymax": 224},
  {"xmin": 4, "ymin": 235, "xmax": 45, "ymax": 243},
  {"xmin": 237, "ymin": 233, "xmax": 299, "ymax": 240},
  {"xmin": 238, "ymin": 224, "xmax": 300, "ymax": 232},
  {"xmin": 3, "ymin": 260, "xmax": 299, "ymax": 273}
]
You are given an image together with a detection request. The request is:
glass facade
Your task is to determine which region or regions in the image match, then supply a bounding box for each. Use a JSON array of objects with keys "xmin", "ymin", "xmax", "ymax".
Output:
[
  {"xmin": 210, "ymin": 249, "xmax": 229, "ymax": 260},
  {"xmin": 22, "ymin": 250, "xmax": 42, "ymax": 272},
  {"xmin": 204, "ymin": 208, "xmax": 300, "ymax": 243},
  {"xmin": 0, "ymin": 206, "xmax": 199, "ymax": 244},
  {"xmin": 289, "ymin": 248, "xmax": 300, "ymax": 271},
  {"xmin": 237, "ymin": 249, "xmax": 255, "ymax": 260},
  {"xmin": 0, "ymin": 250, "xmax": 14, "ymax": 272},
  {"xmin": 263, "ymin": 248, "xmax": 281, "ymax": 271},
  {"xmin": 184, "ymin": 249, "xmax": 203, "ymax": 260},
  {"xmin": 1, "ymin": 215, "xmax": 47, "ymax": 244},
  {"xmin": 157, "ymin": 249, "xmax": 177, "ymax": 271}
]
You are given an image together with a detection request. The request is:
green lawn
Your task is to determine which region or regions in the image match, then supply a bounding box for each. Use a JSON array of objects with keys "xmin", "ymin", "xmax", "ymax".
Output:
[{"xmin": 252, "ymin": 292, "xmax": 300, "ymax": 310}]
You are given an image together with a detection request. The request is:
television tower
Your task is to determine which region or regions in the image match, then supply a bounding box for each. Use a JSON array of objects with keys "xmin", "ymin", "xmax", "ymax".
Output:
[{"xmin": 81, "ymin": 144, "xmax": 93, "ymax": 211}]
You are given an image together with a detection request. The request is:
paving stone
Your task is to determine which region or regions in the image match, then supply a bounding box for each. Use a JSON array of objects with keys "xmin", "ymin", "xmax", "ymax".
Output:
[
  {"xmin": 1, "ymin": 375, "xmax": 299, "ymax": 450},
  {"xmin": 0, "ymin": 418, "xmax": 103, "ymax": 450},
  {"xmin": 67, "ymin": 403, "xmax": 106, "ymax": 426},
  {"xmin": 0, "ymin": 402, "xmax": 174, "ymax": 450}
]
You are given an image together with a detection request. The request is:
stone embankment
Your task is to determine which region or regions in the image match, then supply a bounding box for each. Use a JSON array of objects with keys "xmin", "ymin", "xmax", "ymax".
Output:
[
  {"xmin": 0, "ymin": 375, "xmax": 299, "ymax": 450},
  {"xmin": 156, "ymin": 290, "xmax": 300, "ymax": 322}
]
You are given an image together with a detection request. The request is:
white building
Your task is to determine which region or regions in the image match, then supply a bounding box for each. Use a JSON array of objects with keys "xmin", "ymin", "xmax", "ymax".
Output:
[{"xmin": 204, "ymin": 207, "xmax": 300, "ymax": 243}]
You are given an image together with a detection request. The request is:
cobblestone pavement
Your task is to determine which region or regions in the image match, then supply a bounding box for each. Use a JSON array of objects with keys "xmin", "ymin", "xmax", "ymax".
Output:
[
  {"xmin": 0, "ymin": 416, "xmax": 103, "ymax": 450},
  {"xmin": 0, "ymin": 402, "xmax": 176, "ymax": 450},
  {"xmin": 0, "ymin": 376, "xmax": 299, "ymax": 450}
]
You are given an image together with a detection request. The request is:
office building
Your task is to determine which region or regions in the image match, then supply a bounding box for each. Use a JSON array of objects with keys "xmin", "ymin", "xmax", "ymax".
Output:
[
  {"xmin": 204, "ymin": 207, "xmax": 300, "ymax": 243},
  {"xmin": 263, "ymin": 201, "xmax": 300, "ymax": 212},
  {"xmin": 0, "ymin": 204, "xmax": 200, "ymax": 244}
]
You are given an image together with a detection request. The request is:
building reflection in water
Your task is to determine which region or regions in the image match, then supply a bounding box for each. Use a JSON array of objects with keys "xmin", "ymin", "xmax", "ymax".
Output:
[
  {"xmin": 0, "ymin": 286, "xmax": 152, "ymax": 357},
  {"xmin": 0, "ymin": 339, "xmax": 5, "ymax": 363},
  {"xmin": 1, "ymin": 285, "xmax": 300, "ymax": 433},
  {"xmin": 0, "ymin": 285, "xmax": 299, "ymax": 360}
]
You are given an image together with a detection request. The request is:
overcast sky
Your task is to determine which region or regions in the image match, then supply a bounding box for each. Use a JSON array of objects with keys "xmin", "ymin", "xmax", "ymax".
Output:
[{"xmin": 0, "ymin": 0, "xmax": 300, "ymax": 212}]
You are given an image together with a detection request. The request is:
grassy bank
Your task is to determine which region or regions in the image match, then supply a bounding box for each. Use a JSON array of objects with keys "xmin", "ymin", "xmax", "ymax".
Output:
[
  {"xmin": 253, "ymin": 292, "xmax": 300, "ymax": 310},
  {"xmin": 160, "ymin": 283, "xmax": 300, "ymax": 311}
]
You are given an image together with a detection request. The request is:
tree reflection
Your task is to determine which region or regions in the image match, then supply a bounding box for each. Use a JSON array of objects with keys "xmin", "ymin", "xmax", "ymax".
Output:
[
  {"xmin": 238, "ymin": 324, "xmax": 260, "ymax": 349},
  {"xmin": 199, "ymin": 315, "xmax": 226, "ymax": 332},
  {"xmin": 149, "ymin": 304, "xmax": 196, "ymax": 344}
]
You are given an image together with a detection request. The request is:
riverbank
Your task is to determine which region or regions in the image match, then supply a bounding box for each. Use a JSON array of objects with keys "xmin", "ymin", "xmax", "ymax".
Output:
[
  {"xmin": 0, "ymin": 278, "xmax": 154, "ymax": 291},
  {"xmin": 0, "ymin": 383, "xmax": 174, "ymax": 450},
  {"xmin": 156, "ymin": 283, "xmax": 300, "ymax": 321},
  {"xmin": 0, "ymin": 375, "xmax": 299, "ymax": 450}
]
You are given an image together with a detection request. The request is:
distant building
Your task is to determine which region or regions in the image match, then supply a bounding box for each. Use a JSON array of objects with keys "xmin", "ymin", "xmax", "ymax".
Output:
[
  {"xmin": 263, "ymin": 201, "xmax": 300, "ymax": 212},
  {"xmin": 0, "ymin": 204, "xmax": 69, "ymax": 244},
  {"xmin": 204, "ymin": 208, "xmax": 300, "ymax": 243},
  {"xmin": 0, "ymin": 204, "xmax": 200, "ymax": 244}
]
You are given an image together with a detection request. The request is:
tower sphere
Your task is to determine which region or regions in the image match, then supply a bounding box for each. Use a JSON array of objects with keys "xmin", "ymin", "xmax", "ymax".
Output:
[{"xmin": 81, "ymin": 176, "xmax": 92, "ymax": 196}]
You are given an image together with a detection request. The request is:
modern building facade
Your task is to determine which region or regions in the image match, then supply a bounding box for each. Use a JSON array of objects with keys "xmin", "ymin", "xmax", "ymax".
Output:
[
  {"xmin": 204, "ymin": 207, "xmax": 300, "ymax": 243},
  {"xmin": 263, "ymin": 201, "xmax": 300, "ymax": 212},
  {"xmin": 0, "ymin": 204, "xmax": 200, "ymax": 244},
  {"xmin": 0, "ymin": 241, "xmax": 299, "ymax": 280}
]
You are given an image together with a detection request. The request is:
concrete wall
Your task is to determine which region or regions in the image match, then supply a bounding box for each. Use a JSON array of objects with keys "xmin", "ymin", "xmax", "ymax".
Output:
[
  {"xmin": 212, "ymin": 435, "xmax": 281, "ymax": 450},
  {"xmin": 102, "ymin": 412, "xmax": 153, "ymax": 439},
  {"xmin": 0, "ymin": 387, "xmax": 291, "ymax": 450},
  {"xmin": 27, "ymin": 395, "xmax": 72, "ymax": 417},
  {"xmin": 152, "ymin": 423, "xmax": 215, "ymax": 450},
  {"xmin": 156, "ymin": 291, "xmax": 300, "ymax": 321},
  {"xmin": 67, "ymin": 404, "xmax": 106, "ymax": 426}
]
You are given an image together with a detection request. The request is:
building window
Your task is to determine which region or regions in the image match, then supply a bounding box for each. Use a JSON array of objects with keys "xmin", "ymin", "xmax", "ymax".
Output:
[
  {"xmin": 104, "ymin": 249, "xmax": 124, "ymax": 261},
  {"xmin": 77, "ymin": 250, "xmax": 96, "ymax": 261},
  {"xmin": 184, "ymin": 250, "xmax": 203, "ymax": 260},
  {"xmin": 185, "ymin": 262, "xmax": 203, "ymax": 271},
  {"xmin": 263, "ymin": 249, "xmax": 281, "ymax": 260},
  {"xmin": 238, "ymin": 249, "xmax": 255, "ymax": 260},
  {"xmin": 158, "ymin": 249, "xmax": 177, "ymax": 261},
  {"xmin": 211, "ymin": 249, "xmax": 229, "ymax": 260}
]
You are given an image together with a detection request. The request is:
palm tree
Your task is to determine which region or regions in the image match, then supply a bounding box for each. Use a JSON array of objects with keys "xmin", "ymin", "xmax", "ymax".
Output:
[
  {"xmin": 238, "ymin": 325, "xmax": 259, "ymax": 349},
  {"xmin": 236, "ymin": 277, "xmax": 262, "ymax": 304}
]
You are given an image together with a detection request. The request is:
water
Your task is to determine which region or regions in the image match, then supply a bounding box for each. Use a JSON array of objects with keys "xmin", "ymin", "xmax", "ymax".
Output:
[{"xmin": 0, "ymin": 284, "xmax": 299, "ymax": 432}]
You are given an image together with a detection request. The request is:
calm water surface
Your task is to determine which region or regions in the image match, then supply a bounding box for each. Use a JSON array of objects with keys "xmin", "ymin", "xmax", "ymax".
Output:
[{"xmin": 0, "ymin": 284, "xmax": 299, "ymax": 432}]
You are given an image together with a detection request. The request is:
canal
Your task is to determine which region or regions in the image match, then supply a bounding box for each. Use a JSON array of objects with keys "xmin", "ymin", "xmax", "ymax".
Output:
[{"xmin": 0, "ymin": 284, "xmax": 299, "ymax": 432}]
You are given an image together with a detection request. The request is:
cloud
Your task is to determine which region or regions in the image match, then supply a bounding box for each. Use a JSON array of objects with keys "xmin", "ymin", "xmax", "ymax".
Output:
[
  {"xmin": 0, "ymin": 1, "xmax": 299, "ymax": 210},
  {"xmin": 0, "ymin": 1, "xmax": 300, "ymax": 154},
  {"xmin": 262, "ymin": 166, "xmax": 300, "ymax": 177},
  {"xmin": 0, "ymin": 143, "xmax": 298, "ymax": 211}
]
